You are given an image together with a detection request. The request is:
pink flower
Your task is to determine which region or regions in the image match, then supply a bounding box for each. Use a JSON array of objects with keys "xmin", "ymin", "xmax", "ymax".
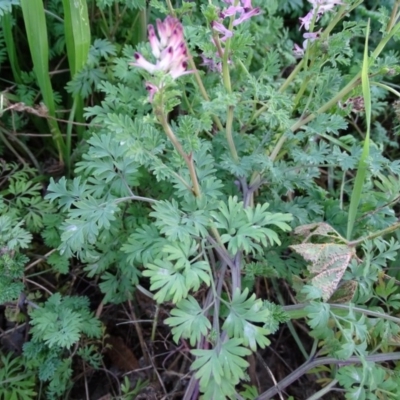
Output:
[
  {"xmin": 220, "ymin": 5, "xmax": 244, "ymax": 18},
  {"xmin": 293, "ymin": 44, "xmax": 305, "ymax": 58},
  {"xmin": 299, "ymin": 10, "xmax": 314, "ymax": 31},
  {"xmin": 200, "ymin": 55, "xmax": 223, "ymax": 72},
  {"xmin": 309, "ymin": 0, "xmax": 343, "ymax": 13},
  {"xmin": 145, "ymin": 82, "xmax": 159, "ymax": 102},
  {"xmin": 211, "ymin": 21, "xmax": 233, "ymax": 42},
  {"xmin": 213, "ymin": 0, "xmax": 260, "ymax": 41},
  {"xmin": 293, "ymin": 29, "xmax": 322, "ymax": 58},
  {"xmin": 299, "ymin": 0, "xmax": 343, "ymax": 32},
  {"xmin": 222, "ymin": 0, "xmax": 256, "ymax": 7},
  {"xmin": 130, "ymin": 16, "xmax": 192, "ymax": 100},
  {"xmin": 232, "ymin": 7, "xmax": 261, "ymax": 26}
]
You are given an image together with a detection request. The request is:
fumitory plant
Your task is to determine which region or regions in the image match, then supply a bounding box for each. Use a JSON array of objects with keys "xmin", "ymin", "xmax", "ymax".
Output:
[{"xmin": 44, "ymin": 0, "xmax": 400, "ymax": 398}]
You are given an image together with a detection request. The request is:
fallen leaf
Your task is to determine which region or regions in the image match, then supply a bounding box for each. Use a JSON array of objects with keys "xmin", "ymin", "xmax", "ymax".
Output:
[
  {"xmin": 290, "ymin": 242, "xmax": 355, "ymax": 301},
  {"xmin": 105, "ymin": 336, "xmax": 139, "ymax": 372}
]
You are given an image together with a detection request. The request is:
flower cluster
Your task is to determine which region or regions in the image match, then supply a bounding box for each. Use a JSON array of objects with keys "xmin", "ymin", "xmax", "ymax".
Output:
[
  {"xmin": 294, "ymin": 0, "xmax": 343, "ymax": 57},
  {"xmin": 201, "ymin": 0, "xmax": 260, "ymax": 72},
  {"xmin": 212, "ymin": 0, "xmax": 260, "ymax": 42},
  {"xmin": 130, "ymin": 16, "xmax": 191, "ymax": 100}
]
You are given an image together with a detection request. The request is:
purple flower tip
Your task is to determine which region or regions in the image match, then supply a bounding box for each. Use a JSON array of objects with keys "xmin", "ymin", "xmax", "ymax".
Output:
[{"xmin": 130, "ymin": 16, "xmax": 192, "ymax": 100}]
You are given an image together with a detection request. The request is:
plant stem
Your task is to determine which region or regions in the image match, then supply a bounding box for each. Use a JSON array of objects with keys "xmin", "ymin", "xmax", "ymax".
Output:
[
  {"xmin": 279, "ymin": 1, "xmax": 361, "ymax": 94},
  {"xmin": 226, "ymin": 105, "xmax": 239, "ymax": 161},
  {"xmin": 306, "ymin": 379, "xmax": 339, "ymax": 400},
  {"xmin": 386, "ymin": 0, "xmax": 400, "ymax": 32},
  {"xmin": 284, "ymin": 303, "xmax": 400, "ymax": 325},
  {"xmin": 166, "ymin": 0, "xmax": 224, "ymax": 132},
  {"xmin": 217, "ymin": 6, "xmax": 239, "ymax": 162},
  {"xmin": 166, "ymin": 0, "xmax": 174, "ymax": 15},
  {"xmin": 269, "ymin": 19, "xmax": 400, "ymax": 165},
  {"xmin": 255, "ymin": 352, "xmax": 400, "ymax": 400},
  {"xmin": 268, "ymin": 73, "xmax": 362, "ymax": 164},
  {"xmin": 272, "ymin": 279, "xmax": 309, "ymax": 361},
  {"xmin": 114, "ymin": 195, "xmax": 157, "ymax": 204},
  {"xmin": 279, "ymin": 59, "xmax": 304, "ymax": 93},
  {"xmin": 348, "ymin": 221, "xmax": 400, "ymax": 247},
  {"xmin": 155, "ymin": 106, "xmax": 201, "ymax": 198}
]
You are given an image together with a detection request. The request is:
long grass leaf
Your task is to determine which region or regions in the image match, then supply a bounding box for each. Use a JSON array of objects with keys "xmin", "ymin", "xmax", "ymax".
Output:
[
  {"xmin": 127, "ymin": 8, "xmax": 147, "ymax": 46},
  {"xmin": 346, "ymin": 20, "xmax": 371, "ymax": 240},
  {"xmin": 2, "ymin": 13, "xmax": 22, "ymax": 84},
  {"xmin": 19, "ymin": 0, "xmax": 65, "ymax": 160},
  {"xmin": 62, "ymin": 0, "xmax": 91, "ymax": 169},
  {"xmin": 62, "ymin": 0, "xmax": 90, "ymax": 77}
]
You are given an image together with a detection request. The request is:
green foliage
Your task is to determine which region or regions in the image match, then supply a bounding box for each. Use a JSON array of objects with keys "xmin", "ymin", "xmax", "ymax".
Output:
[
  {"xmin": 0, "ymin": 162, "xmax": 54, "ymax": 232},
  {"xmin": 0, "ymin": 353, "xmax": 36, "ymax": 400},
  {"xmin": 120, "ymin": 376, "xmax": 149, "ymax": 400},
  {"xmin": 191, "ymin": 338, "xmax": 251, "ymax": 398},
  {"xmin": 66, "ymin": 39, "xmax": 116, "ymax": 98},
  {"xmin": 222, "ymin": 288, "xmax": 273, "ymax": 351},
  {"xmin": 42, "ymin": 0, "xmax": 400, "ymax": 396},
  {"xmin": 337, "ymin": 363, "xmax": 400, "ymax": 400},
  {"xmin": 0, "ymin": 164, "xmax": 40, "ymax": 304},
  {"xmin": 22, "ymin": 293, "xmax": 102, "ymax": 398},
  {"xmin": 211, "ymin": 196, "xmax": 292, "ymax": 255},
  {"xmin": 0, "ymin": 0, "xmax": 19, "ymax": 17},
  {"xmin": 165, "ymin": 296, "xmax": 212, "ymax": 346},
  {"xmin": 29, "ymin": 293, "xmax": 101, "ymax": 349},
  {"xmin": 3, "ymin": 0, "xmax": 400, "ymax": 398}
]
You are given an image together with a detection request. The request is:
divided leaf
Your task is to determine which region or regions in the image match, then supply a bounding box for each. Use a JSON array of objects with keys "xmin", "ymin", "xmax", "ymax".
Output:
[
  {"xmin": 165, "ymin": 296, "xmax": 211, "ymax": 346},
  {"xmin": 191, "ymin": 338, "xmax": 251, "ymax": 390}
]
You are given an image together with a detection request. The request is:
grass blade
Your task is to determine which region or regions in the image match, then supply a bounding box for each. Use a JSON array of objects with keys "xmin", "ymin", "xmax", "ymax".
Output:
[
  {"xmin": 2, "ymin": 12, "xmax": 22, "ymax": 84},
  {"xmin": 62, "ymin": 0, "xmax": 90, "ymax": 77},
  {"xmin": 19, "ymin": 0, "xmax": 65, "ymax": 161},
  {"xmin": 62, "ymin": 0, "xmax": 91, "ymax": 171},
  {"xmin": 346, "ymin": 20, "xmax": 371, "ymax": 240}
]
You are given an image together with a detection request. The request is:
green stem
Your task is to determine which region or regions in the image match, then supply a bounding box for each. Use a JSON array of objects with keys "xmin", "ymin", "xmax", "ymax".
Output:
[
  {"xmin": 270, "ymin": 19, "xmax": 400, "ymax": 163},
  {"xmin": 293, "ymin": 76, "xmax": 311, "ymax": 108},
  {"xmin": 166, "ymin": 0, "xmax": 224, "ymax": 132},
  {"xmin": 306, "ymin": 379, "xmax": 339, "ymax": 400},
  {"xmin": 279, "ymin": 59, "xmax": 304, "ymax": 93},
  {"xmin": 166, "ymin": 0, "xmax": 174, "ymax": 15},
  {"xmin": 248, "ymin": 102, "xmax": 269, "ymax": 127},
  {"xmin": 137, "ymin": 284, "xmax": 154, "ymax": 299},
  {"xmin": 348, "ymin": 221, "xmax": 400, "ymax": 247},
  {"xmin": 293, "ymin": 74, "xmax": 361, "ymax": 132},
  {"xmin": 226, "ymin": 106, "xmax": 239, "ymax": 161},
  {"xmin": 279, "ymin": 1, "xmax": 362, "ymax": 94},
  {"xmin": 272, "ymin": 279, "xmax": 309, "ymax": 360},
  {"xmin": 217, "ymin": 6, "xmax": 239, "ymax": 162},
  {"xmin": 155, "ymin": 106, "xmax": 201, "ymax": 198},
  {"xmin": 386, "ymin": 0, "xmax": 400, "ymax": 32},
  {"xmin": 187, "ymin": 50, "xmax": 224, "ymax": 132},
  {"xmin": 151, "ymin": 305, "xmax": 159, "ymax": 342},
  {"xmin": 109, "ymin": 4, "xmax": 128, "ymax": 39},
  {"xmin": 66, "ymin": 97, "xmax": 77, "ymax": 176},
  {"xmin": 269, "ymin": 73, "xmax": 362, "ymax": 163},
  {"xmin": 372, "ymin": 81, "xmax": 400, "ymax": 98},
  {"xmin": 98, "ymin": 8, "xmax": 110, "ymax": 40},
  {"xmin": 114, "ymin": 195, "xmax": 157, "ymax": 204}
]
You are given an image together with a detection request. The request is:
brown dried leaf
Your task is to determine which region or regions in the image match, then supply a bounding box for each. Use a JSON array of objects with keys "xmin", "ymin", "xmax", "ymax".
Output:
[
  {"xmin": 293, "ymin": 222, "xmax": 345, "ymax": 243},
  {"xmin": 290, "ymin": 242, "xmax": 355, "ymax": 301},
  {"xmin": 329, "ymin": 280, "xmax": 358, "ymax": 303},
  {"xmin": 105, "ymin": 336, "xmax": 139, "ymax": 372}
]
